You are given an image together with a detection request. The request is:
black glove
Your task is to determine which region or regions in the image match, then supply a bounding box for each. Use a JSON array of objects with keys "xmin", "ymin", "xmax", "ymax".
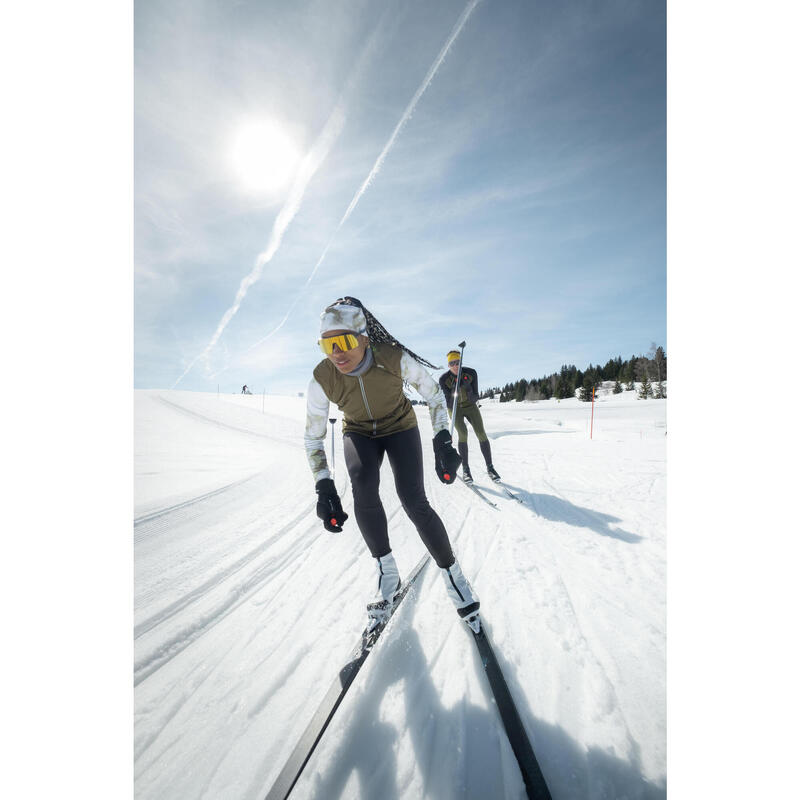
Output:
[
  {"xmin": 316, "ymin": 478, "xmax": 348, "ymax": 532},
  {"xmin": 433, "ymin": 429, "xmax": 461, "ymax": 484}
]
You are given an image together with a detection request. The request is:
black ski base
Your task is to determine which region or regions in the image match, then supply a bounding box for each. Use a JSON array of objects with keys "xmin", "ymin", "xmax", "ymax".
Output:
[
  {"xmin": 472, "ymin": 626, "xmax": 552, "ymax": 800},
  {"xmin": 264, "ymin": 554, "xmax": 430, "ymax": 800}
]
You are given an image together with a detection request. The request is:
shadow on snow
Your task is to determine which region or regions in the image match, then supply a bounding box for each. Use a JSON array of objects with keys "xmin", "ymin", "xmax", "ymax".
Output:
[
  {"xmin": 479, "ymin": 483, "xmax": 643, "ymax": 544},
  {"xmin": 302, "ymin": 606, "xmax": 664, "ymax": 800},
  {"xmin": 488, "ymin": 430, "xmax": 572, "ymax": 440}
]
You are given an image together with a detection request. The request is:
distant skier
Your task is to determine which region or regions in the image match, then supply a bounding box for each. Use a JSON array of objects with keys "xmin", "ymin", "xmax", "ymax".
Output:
[
  {"xmin": 439, "ymin": 350, "xmax": 501, "ymax": 484},
  {"xmin": 304, "ymin": 296, "xmax": 481, "ymax": 633},
  {"xmin": 242, "ymin": 384, "xmax": 252, "ymax": 394}
]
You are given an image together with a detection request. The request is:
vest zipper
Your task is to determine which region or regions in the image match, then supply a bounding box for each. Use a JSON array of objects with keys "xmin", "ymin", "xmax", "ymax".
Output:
[{"xmin": 357, "ymin": 376, "xmax": 377, "ymax": 435}]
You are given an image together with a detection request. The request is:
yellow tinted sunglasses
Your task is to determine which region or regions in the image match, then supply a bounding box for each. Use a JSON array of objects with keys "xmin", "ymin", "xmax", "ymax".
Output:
[{"xmin": 319, "ymin": 333, "xmax": 360, "ymax": 355}]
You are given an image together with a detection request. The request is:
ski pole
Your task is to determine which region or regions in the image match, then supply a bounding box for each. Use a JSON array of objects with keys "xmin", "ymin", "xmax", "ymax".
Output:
[
  {"xmin": 329, "ymin": 418, "xmax": 337, "ymax": 477},
  {"xmin": 328, "ymin": 418, "xmax": 339, "ymax": 526},
  {"xmin": 445, "ymin": 340, "xmax": 466, "ymax": 481}
]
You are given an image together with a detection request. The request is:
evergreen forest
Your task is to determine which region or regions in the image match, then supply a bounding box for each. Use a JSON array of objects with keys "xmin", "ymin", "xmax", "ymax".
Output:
[{"xmin": 480, "ymin": 345, "xmax": 667, "ymax": 403}]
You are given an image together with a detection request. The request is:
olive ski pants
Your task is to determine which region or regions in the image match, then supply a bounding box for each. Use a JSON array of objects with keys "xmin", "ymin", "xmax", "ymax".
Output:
[
  {"xmin": 452, "ymin": 403, "xmax": 489, "ymax": 443},
  {"xmin": 343, "ymin": 426, "xmax": 455, "ymax": 568},
  {"xmin": 452, "ymin": 404, "xmax": 493, "ymax": 472}
]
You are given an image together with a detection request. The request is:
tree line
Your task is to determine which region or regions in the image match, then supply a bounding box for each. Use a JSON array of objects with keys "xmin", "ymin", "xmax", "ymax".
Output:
[{"xmin": 480, "ymin": 344, "xmax": 666, "ymax": 403}]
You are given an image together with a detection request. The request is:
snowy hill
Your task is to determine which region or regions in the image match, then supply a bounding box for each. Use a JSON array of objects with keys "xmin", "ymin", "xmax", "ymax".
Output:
[{"xmin": 134, "ymin": 388, "xmax": 666, "ymax": 799}]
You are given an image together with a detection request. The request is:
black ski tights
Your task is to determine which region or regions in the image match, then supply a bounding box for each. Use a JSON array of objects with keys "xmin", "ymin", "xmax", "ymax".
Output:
[{"xmin": 343, "ymin": 427, "xmax": 455, "ymax": 568}]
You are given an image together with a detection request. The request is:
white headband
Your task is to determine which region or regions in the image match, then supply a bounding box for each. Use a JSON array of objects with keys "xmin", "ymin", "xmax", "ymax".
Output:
[{"xmin": 320, "ymin": 303, "xmax": 368, "ymax": 337}]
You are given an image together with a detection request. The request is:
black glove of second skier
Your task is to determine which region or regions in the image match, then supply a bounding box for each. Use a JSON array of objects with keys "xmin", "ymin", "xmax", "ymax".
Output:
[
  {"xmin": 316, "ymin": 478, "xmax": 348, "ymax": 532},
  {"xmin": 433, "ymin": 429, "xmax": 461, "ymax": 484}
]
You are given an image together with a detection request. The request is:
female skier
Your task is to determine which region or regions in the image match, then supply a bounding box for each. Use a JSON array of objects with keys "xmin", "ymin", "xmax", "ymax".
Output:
[
  {"xmin": 304, "ymin": 296, "xmax": 481, "ymax": 632},
  {"xmin": 439, "ymin": 350, "xmax": 501, "ymax": 484}
]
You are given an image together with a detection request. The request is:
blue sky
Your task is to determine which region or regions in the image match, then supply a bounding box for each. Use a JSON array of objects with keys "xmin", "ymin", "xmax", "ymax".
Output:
[{"xmin": 135, "ymin": 0, "xmax": 666, "ymax": 394}]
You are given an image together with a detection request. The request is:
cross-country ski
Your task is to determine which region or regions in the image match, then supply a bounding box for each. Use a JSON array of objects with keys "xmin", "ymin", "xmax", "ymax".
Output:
[
  {"xmin": 471, "ymin": 623, "xmax": 553, "ymax": 800},
  {"xmin": 496, "ymin": 482, "xmax": 526, "ymax": 506},
  {"xmin": 265, "ymin": 554, "xmax": 431, "ymax": 800},
  {"xmin": 457, "ymin": 473, "xmax": 499, "ymax": 508}
]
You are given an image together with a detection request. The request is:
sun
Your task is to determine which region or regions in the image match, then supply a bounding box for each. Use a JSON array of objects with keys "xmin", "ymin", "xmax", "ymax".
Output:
[{"xmin": 229, "ymin": 119, "xmax": 301, "ymax": 196}]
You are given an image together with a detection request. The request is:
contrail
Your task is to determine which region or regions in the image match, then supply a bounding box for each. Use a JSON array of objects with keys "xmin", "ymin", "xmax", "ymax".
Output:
[
  {"xmin": 246, "ymin": 0, "xmax": 483, "ymax": 352},
  {"xmin": 171, "ymin": 105, "xmax": 346, "ymax": 389},
  {"xmin": 171, "ymin": 6, "xmax": 398, "ymax": 389}
]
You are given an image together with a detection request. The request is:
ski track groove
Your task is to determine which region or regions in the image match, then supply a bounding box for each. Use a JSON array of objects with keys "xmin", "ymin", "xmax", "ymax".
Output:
[
  {"xmin": 137, "ymin": 464, "xmax": 356, "ymax": 726},
  {"xmin": 134, "ymin": 693, "xmax": 189, "ymax": 762},
  {"xmin": 156, "ymin": 394, "xmax": 302, "ymax": 449},
  {"xmin": 135, "ymin": 655, "xmax": 218, "ymax": 764},
  {"xmin": 197, "ymin": 739, "xmax": 237, "ymax": 800},
  {"xmin": 134, "ymin": 518, "xmax": 324, "ymax": 686},
  {"xmin": 134, "ymin": 502, "xmax": 316, "ymax": 638},
  {"xmin": 134, "ymin": 473, "xmax": 262, "ymax": 530},
  {"xmin": 245, "ymin": 544, "xmax": 365, "ymax": 677},
  {"xmin": 247, "ymin": 646, "xmax": 311, "ymax": 720},
  {"xmin": 135, "ymin": 446, "xmax": 349, "ymax": 688}
]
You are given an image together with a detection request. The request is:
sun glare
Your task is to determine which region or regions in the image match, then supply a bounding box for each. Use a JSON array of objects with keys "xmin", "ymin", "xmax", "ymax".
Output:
[{"xmin": 230, "ymin": 120, "xmax": 301, "ymax": 196}]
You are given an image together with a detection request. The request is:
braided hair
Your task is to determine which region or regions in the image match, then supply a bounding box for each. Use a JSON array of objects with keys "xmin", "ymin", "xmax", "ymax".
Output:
[{"xmin": 333, "ymin": 296, "xmax": 441, "ymax": 370}]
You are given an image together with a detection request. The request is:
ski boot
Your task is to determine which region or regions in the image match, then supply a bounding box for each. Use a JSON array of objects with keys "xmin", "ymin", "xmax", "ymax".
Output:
[
  {"xmin": 366, "ymin": 552, "xmax": 401, "ymax": 632},
  {"xmin": 486, "ymin": 464, "xmax": 501, "ymax": 482},
  {"xmin": 457, "ymin": 442, "xmax": 472, "ymax": 484},
  {"xmin": 441, "ymin": 559, "xmax": 481, "ymax": 633}
]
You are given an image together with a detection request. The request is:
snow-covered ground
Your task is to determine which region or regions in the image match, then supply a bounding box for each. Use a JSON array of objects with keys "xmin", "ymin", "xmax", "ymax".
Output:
[{"xmin": 134, "ymin": 386, "xmax": 666, "ymax": 799}]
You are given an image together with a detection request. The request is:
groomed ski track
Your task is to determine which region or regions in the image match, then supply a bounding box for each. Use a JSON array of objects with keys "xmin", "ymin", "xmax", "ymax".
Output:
[{"xmin": 134, "ymin": 389, "xmax": 666, "ymax": 799}]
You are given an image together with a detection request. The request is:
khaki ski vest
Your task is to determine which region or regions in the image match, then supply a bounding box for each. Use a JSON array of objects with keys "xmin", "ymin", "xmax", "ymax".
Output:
[{"xmin": 313, "ymin": 343, "xmax": 417, "ymax": 437}]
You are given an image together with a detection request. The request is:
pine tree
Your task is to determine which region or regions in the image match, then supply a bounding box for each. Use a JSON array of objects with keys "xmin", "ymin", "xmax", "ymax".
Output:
[
  {"xmin": 613, "ymin": 380, "xmax": 623, "ymax": 394},
  {"xmin": 639, "ymin": 374, "xmax": 653, "ymax": 399},
  {"xmin": 650, "ymin": 343, "xmax": 667, "ymax": 382},
  {"xmin": 654, "ymin": 380, "xmax": 666, "ymax": 399}
]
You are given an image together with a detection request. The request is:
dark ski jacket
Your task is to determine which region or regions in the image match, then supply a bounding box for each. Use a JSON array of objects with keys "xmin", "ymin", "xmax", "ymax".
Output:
[{"xmin": 439, "ymin": 367, "xmax": 479, "ymax": 411}]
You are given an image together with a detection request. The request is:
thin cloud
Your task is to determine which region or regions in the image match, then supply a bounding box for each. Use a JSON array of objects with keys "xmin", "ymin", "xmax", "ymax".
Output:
[
  {"xmin": 245, "ymin": 0, "xmax": 484, "ymax": 353},
  {"xmin": 171, "ymin": 105, "xmax": 346, "ymax": 388},
  {"xmin": 171, "ymin": 8, "xmax": 397, "ymax": 389}
]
